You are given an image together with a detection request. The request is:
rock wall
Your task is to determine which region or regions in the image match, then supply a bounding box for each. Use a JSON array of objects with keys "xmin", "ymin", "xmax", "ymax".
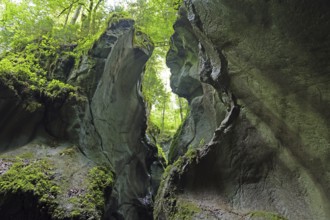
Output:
[
  {"xmin": 156, "ymin": 0, "xmax": 330, "ymax": 220},
  {"xmin": 0, "ymin": 19, "xmax": 158, "ymax": 220},
  {"xmin": 68, "ymin": 19, "xmax": 157, "ymax": 220}
]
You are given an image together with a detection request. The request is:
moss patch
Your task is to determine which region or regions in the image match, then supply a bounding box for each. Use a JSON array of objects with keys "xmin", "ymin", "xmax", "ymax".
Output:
[
  {"xmin": 0, "ymin": 149, "xmax": 115, "ymax": 220},
  {"xmin": 154, "ymin": 148, "xmax": 199, "ymax": 219},
  {"xmin": 171, "ymin": 199, "xmax": 201, "ymax": 220},
  {"xmin": 133, "ymin": 28, "xmax": 154, "ymax": 51},
  {"xmin": 55, "ymin": 165, "xmax": 114, "ymax": 219},
  {"xmin": 0, "ymin": 42, "xmax": 78, "ymax": 101},
  {"xmin": 59, "ymin": 147, "xmax": 77, "ymax": 157},
  {"xmin": 248, "ymin": 211, "xmax": 288, "ymax": 220},
  {"xmin": 168, "ymin": 119, "xmax": 186, "ymax": 163},
  {"xmin": 0, "ymin": 159, "xmax": 59, "ymax": 216},
  {"xmin": 82, "ymin": 166, "xmax": 113, "ymax": 210}
]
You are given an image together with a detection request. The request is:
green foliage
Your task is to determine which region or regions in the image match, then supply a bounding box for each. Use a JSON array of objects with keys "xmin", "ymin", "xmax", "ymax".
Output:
[
  {"xmin": 72, "ymin": 12, "xmax": 130, "ymax": 66},
  {"xmin": 142, "ymin": 55, "xmax": 167, "ymax": 107},
  {"xmin": 0, "ymin": 27, "xmax": 78, "ymax": 99},
  {"xmin": 127, "ymin": 0, "xmax": 179, "ymax": 44},
  {"xmin": 143, "ymin": 55, "xmax": 189, "ymax": 158},
  {"xmin": 0, "ymin": 0, "xmax": 187, "ymax": 161},
  {"xmin": 0, "ymin": 0, "xmax": 118, "ymax": 100},
  {"xmin": 126, "ymin": 0, "xmax": 187, "ymax": 152}
]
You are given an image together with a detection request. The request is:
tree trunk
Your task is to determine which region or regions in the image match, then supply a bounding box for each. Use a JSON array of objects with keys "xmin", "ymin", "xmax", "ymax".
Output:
[
  {"xmin": 91, "ymin": 0, "xmax": 103, "ymax": 34},
  {"xmin": 178, "ymin": 97, "xmax": 183, "ymax": 122},
  {"xmin": 161, "ymin": 97, "xmax": 166, "ymax": 132},
  {"xmin": 71, "ymin": 5, "xmax": 82, "ymax": 25},
  {"xmin": 85, "ymin": 0, "xmax": 94, "ymax": 35},
  {"xmin": 64, "ymin": 4, "xmax": 73, "ymax": 28}
]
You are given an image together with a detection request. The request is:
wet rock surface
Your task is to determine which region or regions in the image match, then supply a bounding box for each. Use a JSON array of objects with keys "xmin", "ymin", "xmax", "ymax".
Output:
[{"xmin": 156, "ymin": 1, "xmax": 330, "ymax": 220}]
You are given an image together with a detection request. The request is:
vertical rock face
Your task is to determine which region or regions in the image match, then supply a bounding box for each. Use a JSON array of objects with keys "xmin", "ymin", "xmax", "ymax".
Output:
[
  {"xmin": 156, "ymin": 1, "xmax": 330, "ymax": 220},
  {"xmin": 68, "ymin": 19, "xmax": 156, "ymax": 220},
  {"xmin": 0, "ymin": 19, "xmax": 157, "ymax": 220}
]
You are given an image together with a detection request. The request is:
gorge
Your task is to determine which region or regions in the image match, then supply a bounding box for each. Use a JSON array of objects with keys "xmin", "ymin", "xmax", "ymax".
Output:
[{"xmin": 0, "ymin": 0, "xmax": 330, "ymax": 220}]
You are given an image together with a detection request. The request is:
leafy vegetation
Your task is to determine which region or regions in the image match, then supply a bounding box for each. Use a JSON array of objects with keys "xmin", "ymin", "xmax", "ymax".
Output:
[
  {"xmin": 0, "ymin": 0, "xmax": 126, "ymax": 100},
  {"xmin": 123, "ymin": 0, "xmax": 189, "ymax": 149},
  {"xmin": 127, "ymin": 0, "xmax": 180, "ymax": 44},
  {"xmin": 0, "ymin": 0, "xmax": 191, "ymax": 218}
]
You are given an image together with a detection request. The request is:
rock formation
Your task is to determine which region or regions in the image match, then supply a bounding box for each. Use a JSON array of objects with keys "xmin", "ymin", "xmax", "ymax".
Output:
[
  {"xmin": 155, "ymin": 0, "xmax": 330, "ymax": 220},
  {"xmin": 1, "ymin": 1, "xmax": 330, "ymax": 220},
  {"xmin": 0, "ymin": 19, "xmax": 159, "ymax": 220}
]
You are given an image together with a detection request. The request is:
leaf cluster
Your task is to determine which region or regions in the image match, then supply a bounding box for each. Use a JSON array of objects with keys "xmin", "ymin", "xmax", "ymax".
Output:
[{"xmin": 127, "ymin": 0, "xmax": 179, "ymax": 44}]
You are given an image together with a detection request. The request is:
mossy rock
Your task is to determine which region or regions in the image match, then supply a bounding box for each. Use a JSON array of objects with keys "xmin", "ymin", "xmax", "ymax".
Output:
[
  {"xmin": 168, "ymin": 120, "xmax": 186, "ymax": 163},
  {"xmin": 170, "ymin": 199, "xmax": 201, "ymax": 220},
  {"xmin": 248, "ymin": 211, "xmax": 288, "ymax": 220},
  {"xmin": 0, "ymin": 145, "xmax": 115, "ymax": 220},
  {"xmin": 0, "ymin": 159, "xmax": 60, "ymax": 219},
  {"xmin": 154, "ymin": 148, "xmax": 200, "ymax": 219}
]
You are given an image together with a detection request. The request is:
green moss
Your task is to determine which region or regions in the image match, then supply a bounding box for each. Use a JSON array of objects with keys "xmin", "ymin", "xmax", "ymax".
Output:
[
  {"xmin": 157, "ymin": 144, "xmax": 168, "ymax": 164},
  {"xmin": 168, "ymin": 119, "xmax": 185, "ymax": 163},
  {"xmin": 157, "ymin": 148, "xmax": 198, "ymax": 199},
  {"xmin": 23, "ymin": 100, "xmax": 43, "ymax": 113},
  {"xmin": 0, "ymin": 159, "xmax": 59, "ymax": 210},
  {"xmin": 171, "ymin": 200, "xmax": 201, "ymax": 220},
  {"xmin": 17, "ymin": 152, "xmax": 34, "ymax": 159},
  {"xmin": 71, "ymin": 12, "xmax": 132, "ymax": 68},
  {"xmin": 198, "ymin": 138, "xmax": 205, "ymax": 147},
  {"xmin": 154, "ymin": 148, "xmax": 199, "ymax": 219},
  {"xmin": 172, "ymin": 148, "xmax": 197, "ymax": 176},
  {"xmin": 133, "ymin": 28, "xmax": 153, "ymax": 50},
  {"xmin": 62, "ymin": 166, "xmax": 114, "ymax": 219},
  {"xmin": 0, "ymin": 156, "xmax": 115, "ymax": 219},
  {"xmin": 0, "ymin": 36, "xmax": 79, "ymax": 101},
  {"xmin": 59, "ymin": 147, "xmax": 77, "ymax": 157},
  {"xmin": 86, "ymin": 166, "xmax": 114, "ymax": 209},
  {"xmin": 248, "ymin": 211, "xmax": 288, "ymax": 220},
  {"xmin": 70, "ymin": 209, "xmax": 82, "ymax": 218}
]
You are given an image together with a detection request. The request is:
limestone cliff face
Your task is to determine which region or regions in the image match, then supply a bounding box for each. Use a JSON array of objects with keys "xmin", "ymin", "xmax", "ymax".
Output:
[
  {"xmin": 0, "ymin": 19, "xmax": 157, "ymax": 220},
  {"xmin": 67, "ymin": 19, "xmax": 157, "ymax": 220},
  {"xmin": 156, "ymin": 1, "xmax": 330, "ymax": 220}
]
